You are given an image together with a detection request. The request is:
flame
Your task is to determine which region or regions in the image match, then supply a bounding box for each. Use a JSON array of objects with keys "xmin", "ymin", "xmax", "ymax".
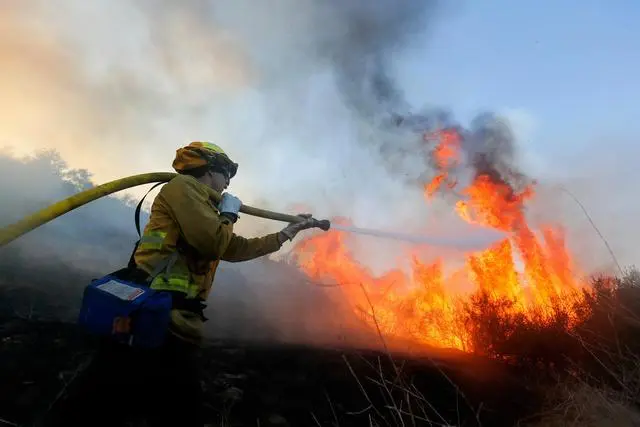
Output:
[
  {"xmin": 423, "ymin": 129, "xmax": 460, "ymax": 198},
  {"xmin": 292, "ymin": 129, "xmax": 589, "ymax": 353}
]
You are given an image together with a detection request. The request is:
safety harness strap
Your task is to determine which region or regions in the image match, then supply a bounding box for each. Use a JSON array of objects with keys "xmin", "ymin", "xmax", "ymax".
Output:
[
  {"xmin": 118, "ymin": 181, "xmax": 208, "ymax": 320},
  {"xmin": 146, "ymin": 251, "xmax": 179, "ymax": 285},
  {"xmin": 127, "ymin": 182, "xmax": 165, "ymax": 270}
]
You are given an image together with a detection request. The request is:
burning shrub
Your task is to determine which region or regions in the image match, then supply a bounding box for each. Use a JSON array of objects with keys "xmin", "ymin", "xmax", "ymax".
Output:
[
  {"xmin": 454, "ymin": 266, "xmax": 640, "ymax": 417},
  {"xmin": 290, "ymin": 119, "xmax": 640, "ymax": 422}
]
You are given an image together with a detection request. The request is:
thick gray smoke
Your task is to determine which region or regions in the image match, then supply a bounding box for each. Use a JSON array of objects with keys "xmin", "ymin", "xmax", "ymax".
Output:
[
  {"xmin": 246, "ymin": 0, "xmax": 531, "ymax": 201},
  {"xmin": 314, "ymin": 1, "xmax": 531, "ymax": 195},
  {"xmin": 1, "ymin": 0, "xmax": 638, "ymax": 349},
  {"xmin": 319, "ymin": 0, "xmax": 441, "ymax": 118}
]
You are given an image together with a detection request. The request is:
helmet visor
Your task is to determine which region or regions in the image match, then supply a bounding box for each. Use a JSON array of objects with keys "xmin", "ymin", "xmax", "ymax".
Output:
[{"xmin": 205, "ymin": 152, "xmax": 238, "ymax": 180}]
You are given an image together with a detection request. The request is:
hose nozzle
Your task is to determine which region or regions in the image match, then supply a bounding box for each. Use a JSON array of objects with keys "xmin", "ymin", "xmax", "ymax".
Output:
[{"xmin": 311, "ymin": 218, "xmax": 331, "ymax": 231}]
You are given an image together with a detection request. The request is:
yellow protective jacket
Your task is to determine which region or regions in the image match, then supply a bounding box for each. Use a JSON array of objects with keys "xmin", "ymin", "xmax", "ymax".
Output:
[{"xmin": 133, "ymin": 174, "xmax": 283, "ymax": 344}]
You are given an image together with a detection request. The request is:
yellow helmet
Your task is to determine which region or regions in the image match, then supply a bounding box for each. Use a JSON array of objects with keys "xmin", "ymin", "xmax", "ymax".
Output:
[{"xmin": 172, "ymin": 141, "xmax": 238, "ymax": 178}]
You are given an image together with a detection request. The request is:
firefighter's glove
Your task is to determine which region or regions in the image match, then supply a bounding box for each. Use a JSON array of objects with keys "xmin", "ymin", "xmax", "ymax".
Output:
[
  {"xmin": 278, "ymin": 214, "xmax": 317, "ymax": 243},
  {"xmin": 219, "ymin": 193, "xmax": 242, "ymax": 223}
]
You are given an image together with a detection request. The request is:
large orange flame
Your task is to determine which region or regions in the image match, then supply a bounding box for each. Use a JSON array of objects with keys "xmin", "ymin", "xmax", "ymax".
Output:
[{"xmin": 292, "ymin": 129, "xmax": 589, "ymax": 353}]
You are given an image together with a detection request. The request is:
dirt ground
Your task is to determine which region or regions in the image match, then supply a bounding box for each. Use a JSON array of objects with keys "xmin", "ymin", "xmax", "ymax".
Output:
[{"xmin": 0, "ymin": 313, "xmax": 543, "ymax": 427}]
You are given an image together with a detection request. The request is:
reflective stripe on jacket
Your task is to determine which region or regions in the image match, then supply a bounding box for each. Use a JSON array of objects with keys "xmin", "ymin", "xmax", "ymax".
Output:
[{"xmin": 133, "ymin": 174, "xmax": 283, "ymax": 344}]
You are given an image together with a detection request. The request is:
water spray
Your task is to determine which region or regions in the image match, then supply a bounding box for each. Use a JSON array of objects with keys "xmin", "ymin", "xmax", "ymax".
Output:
[{"xmin": 330, "ymin": 223, "xmax": 505, "ymax": 251}]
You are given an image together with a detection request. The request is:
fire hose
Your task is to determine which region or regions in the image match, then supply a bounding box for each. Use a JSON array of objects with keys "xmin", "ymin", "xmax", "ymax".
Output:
[{"xmin": 0, "ymin": 172, "xmax": 331, "ymax": 247}]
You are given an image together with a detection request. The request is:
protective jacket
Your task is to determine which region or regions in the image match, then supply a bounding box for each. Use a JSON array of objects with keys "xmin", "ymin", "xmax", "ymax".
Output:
[{"xmin": 133, "ymin": 174, "xmax": 282, "ymax": 344}]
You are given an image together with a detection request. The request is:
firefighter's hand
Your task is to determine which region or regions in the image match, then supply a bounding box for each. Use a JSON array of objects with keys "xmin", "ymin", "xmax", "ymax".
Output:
[
  {"xmin": 278, "ymin": 214, "xmax": 316, "ymax": 243},
  {"xmin": 219, "ymin": 193, "xmax": 242, "ymax": 223}
]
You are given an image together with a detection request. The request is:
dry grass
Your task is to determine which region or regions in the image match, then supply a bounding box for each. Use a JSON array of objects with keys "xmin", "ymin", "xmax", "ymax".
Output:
[
  {"xmin": 494, "ymin": 267, "xmax": 640, "ymax": 426},
  {"xmin": 526, "ymin": 381, "xmax": 640, "ymax": 427},
  {"xmin": 337, "ymin": 283, "xmax": 482, "ymax": 427},
  {"xmin": 346, "ymin": 267, "xmax": 640, "ymax": 427}
]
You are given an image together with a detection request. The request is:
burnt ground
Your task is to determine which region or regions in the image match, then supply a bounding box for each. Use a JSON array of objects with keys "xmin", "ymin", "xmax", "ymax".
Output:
[
  {"xmin": 0, "ymin": 315, "xmax": 543, "ymax": 427},
  {"xmin": 0, "ymin": 264, "xmax": 545, "ymax": 427}
]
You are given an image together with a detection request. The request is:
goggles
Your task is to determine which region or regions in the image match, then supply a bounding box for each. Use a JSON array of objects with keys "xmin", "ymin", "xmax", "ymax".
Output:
[{"xmin": 204, "ymin": 153, "xmax": 238, "ymax": 181}]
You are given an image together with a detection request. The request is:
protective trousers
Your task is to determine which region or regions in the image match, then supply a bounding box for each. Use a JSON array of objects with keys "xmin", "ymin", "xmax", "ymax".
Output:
[{"xmin": 39, "ymin": 332, "xmax": 204, "ymax": 427}]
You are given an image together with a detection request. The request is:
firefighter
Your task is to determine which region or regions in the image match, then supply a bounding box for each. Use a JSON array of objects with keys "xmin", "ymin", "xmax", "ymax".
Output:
[{"xmin": 43, "ymin": 142, "xmax": 324, "ymax": 427}]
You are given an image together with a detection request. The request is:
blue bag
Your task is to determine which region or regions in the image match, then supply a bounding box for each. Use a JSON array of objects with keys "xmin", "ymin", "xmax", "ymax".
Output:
[
  {"xmin": 78, "ymin": 274, "xmax": 172, "ymax": 348},
  {"xmin": 78, "ymin": 182, "xmax": 174, "ymax": 348}
]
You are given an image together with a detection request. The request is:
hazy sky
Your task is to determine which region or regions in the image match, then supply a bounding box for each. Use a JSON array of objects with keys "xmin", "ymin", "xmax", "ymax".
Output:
[
  {"xmin": 397, "ymin": 0, "xmax": 639, "ymax": 169},
  {"xmin": 1, "ymin": 0, "xmax": 638, "ymax": 273},
  {"xmin": 6, "ymin": 1, "xmax": 638, "ymax": 174},
  {"xmin": 4, "ymin": 1, "xmax": 638, "ymax": 178}
]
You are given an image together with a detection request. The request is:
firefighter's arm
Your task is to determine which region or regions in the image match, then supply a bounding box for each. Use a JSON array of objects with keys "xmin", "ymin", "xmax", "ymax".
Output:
[
  {"xmin": 162, "ymin": 176, "xmax": 236, "ymax": 260},
  {"xmin": 222, "ymin": 213, "xmax": 322, "ymax": 262},
  {"xmin": 221, "ymin": 232, "xmax": 283, "ymax": 263}
]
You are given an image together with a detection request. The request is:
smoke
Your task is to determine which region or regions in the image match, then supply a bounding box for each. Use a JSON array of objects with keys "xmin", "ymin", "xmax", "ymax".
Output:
[
  {"xmin": 526, "ymin": 137, "xmax": 640, "ymax": 275},
  {"xmin": 0, "ymin": 150, "xmax": 372, "ymax": 347},
  {"xmin": 317, "ymin": 0, "xmax": 441, "ymax": 118},
  {"xmin": 0, "ymin": 1, "xmax": 490, "ymax": 265},
  {"xmin": 1, "ymin": 1, "xmax": 638, "ymax": 348}
]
